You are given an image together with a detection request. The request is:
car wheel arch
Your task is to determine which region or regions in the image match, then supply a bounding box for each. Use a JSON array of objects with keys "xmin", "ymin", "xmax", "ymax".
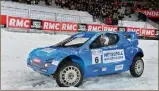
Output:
[
  {"xmin": 55, "ymin": 55, "xmax": 85, "ymax": 75},
  {"xmin": 129, "ymin": 51, "xmax": 144, "ymax": 66},
  {"xmin": 125, "ymin": 48, "xmax": 144, "ymax": 66},
  {"xmin": 134, "ymin": 52, "xmax": 144, "ymax": 59}
]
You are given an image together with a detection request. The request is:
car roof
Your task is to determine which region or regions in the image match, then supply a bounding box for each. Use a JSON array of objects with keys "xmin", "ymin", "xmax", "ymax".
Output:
[
  {"xmin": 80, "ymin": 31, "xmax": 136, "ymax": 35},
  {"xmin": 79, "ymin": 31, "xmax": 118, "ymax": 35}
]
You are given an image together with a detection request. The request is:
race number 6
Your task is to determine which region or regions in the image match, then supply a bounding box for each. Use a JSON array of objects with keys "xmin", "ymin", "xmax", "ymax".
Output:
[
  {"xmin": 92, "ymin": 55, "xmax": 101, "ymax": 64},
  {"xmin": 95, "ymin": 57, "xmax": 99, "ymax": 63}
]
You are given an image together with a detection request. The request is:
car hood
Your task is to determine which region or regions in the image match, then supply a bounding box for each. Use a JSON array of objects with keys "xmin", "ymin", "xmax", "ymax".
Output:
[{"xmin": 29, "ymin": 46, "xmax": 79, "ymax": 61}]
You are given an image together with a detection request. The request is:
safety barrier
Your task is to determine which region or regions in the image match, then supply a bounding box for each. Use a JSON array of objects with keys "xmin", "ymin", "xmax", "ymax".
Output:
[{"xmin": 1, "ymin": 15, "xmax": 158, "ymax": 40}]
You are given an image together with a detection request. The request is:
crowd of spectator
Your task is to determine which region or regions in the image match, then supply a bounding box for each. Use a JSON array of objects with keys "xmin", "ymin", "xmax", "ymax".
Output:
[
  {"xmin": 133, "ymin": 0, "xmax": 159, "ymax": 22},
  {"xmin": 8, "ymin": 0, "xmax": 159, "ymax": 25},
  {"xmin": 135, "ymin": 0, "xmax": 159, "ymax": 10},
  {"xmin": 55, "ymin": 0, "xmax": 135, "ymax": 25}
]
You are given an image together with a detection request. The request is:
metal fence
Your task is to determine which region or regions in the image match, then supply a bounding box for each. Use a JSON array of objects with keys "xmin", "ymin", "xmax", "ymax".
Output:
[{"xmin": 1, "ymin": 5, "xmax": 95, "ymax": 24}]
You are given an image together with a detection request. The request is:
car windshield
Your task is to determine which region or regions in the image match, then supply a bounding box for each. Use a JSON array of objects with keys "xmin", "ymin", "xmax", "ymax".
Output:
[{"xmin": 55, "ymin": 33, "xmax": 93, "ymax": 47}]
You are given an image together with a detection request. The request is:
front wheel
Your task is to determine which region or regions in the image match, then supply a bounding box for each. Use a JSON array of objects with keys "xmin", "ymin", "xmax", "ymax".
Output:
[
  {"xmin": 130, "ymin": 56, "xmax": 144, "ymax": 77},
  {"xmin": 55, "ymin": 62, "xmax": 83, "ymax": 87}
]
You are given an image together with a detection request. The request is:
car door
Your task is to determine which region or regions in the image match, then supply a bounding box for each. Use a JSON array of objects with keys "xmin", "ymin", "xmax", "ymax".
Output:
[
  {"xmin": 83, "ymin": 33, "xmax": 128, "ymax": 77},
  {"xmin": 81, "ymin": 34, "xmax": 106, "ymax": 77},
  {"xmin": 100, "ymin": 33, "xmax": 128, "ymax": 74}
]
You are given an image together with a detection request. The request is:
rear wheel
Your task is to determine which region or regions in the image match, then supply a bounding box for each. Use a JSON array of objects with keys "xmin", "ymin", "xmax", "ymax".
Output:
[
  {"xmin": 55, "ymin": 62, "xmax": 83, "ymax": 87},
  {"xmin": 130, "ymin": 56, "xmax": 144, "ymax": 77}
]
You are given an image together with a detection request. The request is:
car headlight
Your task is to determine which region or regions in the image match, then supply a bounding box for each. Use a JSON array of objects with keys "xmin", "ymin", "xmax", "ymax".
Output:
[
  {"xmin": 30, "ymin": 59, "xmax": 33, "ymax": 63},
  {"xmin": 44, "ymin": 62, "xmax": 52, "ymax": 67},
  {"xmin": 44, "ymin": 60, "xmax": 59, "ymax": 68}
]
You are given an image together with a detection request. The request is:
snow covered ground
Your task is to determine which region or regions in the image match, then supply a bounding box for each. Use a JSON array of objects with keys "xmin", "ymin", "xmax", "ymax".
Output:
[{"xmin": 1, "ymin": 28, "xmax": 158, "ymax": 90}]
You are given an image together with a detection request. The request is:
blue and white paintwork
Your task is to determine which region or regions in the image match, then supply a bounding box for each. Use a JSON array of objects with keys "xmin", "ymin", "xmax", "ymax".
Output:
[{"xmin": 27, "ymin": 31, "xmax": 144, "ymax": 78}]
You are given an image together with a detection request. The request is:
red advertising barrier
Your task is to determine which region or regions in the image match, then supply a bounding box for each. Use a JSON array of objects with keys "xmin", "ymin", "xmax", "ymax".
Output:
[
  {"xmin": 140, "ymin": 28, "xmax": 156, "ymax": 37},
  {"xmin": 87, "ymin": 24, "xmax": 102, "ymax": 31},
  {"xmin": 126, "ymin": 27, "xmax": 156, "ymax": 37},
  {"xmin": 42, "ymin": 20, "xmax": 61, "ymax": 31},
  {"xmin": 103, "ymin": 25, "xmax": 118, "ymax": 32},
  {"xmin": 2, "ymin": 15, "xmax": 157, "ymax": 38},
  {"xmin": 8, "ymin": 16, "xmax": 31, "ymax": 29},
  {"xmin": 61, "ymin": 22, "xmax": 78, "ymax": 32},
  {"xmin": 42, "ymin": 20, "xmax": 78, "ymax": 32},
  {"xmin": 0, "ymin": 15, "xmax": 6, "ymax": 25},
  {"xmin": 126, "ymin": 27, "xmax": 141, "ymax": 35},
  {"xmin": 87, "ymin": 24, "xmax": 118, "ymax": 32},
  {"xmin": 136, "ymin": 10, "xmax": 159, "ymax": 18}
]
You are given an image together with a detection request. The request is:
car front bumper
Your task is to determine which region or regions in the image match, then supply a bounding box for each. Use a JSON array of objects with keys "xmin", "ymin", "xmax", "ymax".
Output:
[{"xmin": 27, "ymin": 63, "xmax": 57, "ymax": 76}]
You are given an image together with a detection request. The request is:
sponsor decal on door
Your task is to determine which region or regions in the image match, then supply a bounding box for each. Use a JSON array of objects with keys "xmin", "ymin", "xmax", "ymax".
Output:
[{"xmin": 103, "ymin": 49, "xmax": 125, "ymax": 63}]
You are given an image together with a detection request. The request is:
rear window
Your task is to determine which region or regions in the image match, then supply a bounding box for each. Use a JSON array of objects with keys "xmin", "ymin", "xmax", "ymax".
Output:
[
  {"xmin": 124, "ymin": 34, "xmax": 131, "ymax": 39},
  {"xmin": 124, "ymin": 34, "xmax": 132, "ymax": 41}
]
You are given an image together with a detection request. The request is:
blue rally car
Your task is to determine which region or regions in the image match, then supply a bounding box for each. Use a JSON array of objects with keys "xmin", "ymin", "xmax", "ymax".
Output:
[{"xmin": 27, "ymin": 31, "xmax": 144, "ymax": 87}]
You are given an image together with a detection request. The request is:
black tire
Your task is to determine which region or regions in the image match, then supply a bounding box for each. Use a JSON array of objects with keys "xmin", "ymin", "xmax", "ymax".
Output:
[
  {"xmin": 130, "ymin": 56, "xmax": 144, "ymax": 77},
  {"xmin": 55, "ymin": 62, "xmax": 83, "ymax": 87}
]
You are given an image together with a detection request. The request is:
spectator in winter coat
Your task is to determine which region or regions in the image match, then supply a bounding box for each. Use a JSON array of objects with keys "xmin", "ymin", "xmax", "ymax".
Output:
[{"xmin": 105, "ymin": 16, "xmax": 112, "ymax": 25}]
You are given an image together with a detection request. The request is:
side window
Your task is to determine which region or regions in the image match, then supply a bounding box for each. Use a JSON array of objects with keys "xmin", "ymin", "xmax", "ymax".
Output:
[
  {"xmin": 90, "ymin": 35, "xmax": 103, "ymax": 49},
  {"xmin": 90, "ymin": 33, "xmax": 119, "ymax": 49},
  {"xmin": 105, "ymin": 33, "xmax": 119, "ymax": 46}
]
